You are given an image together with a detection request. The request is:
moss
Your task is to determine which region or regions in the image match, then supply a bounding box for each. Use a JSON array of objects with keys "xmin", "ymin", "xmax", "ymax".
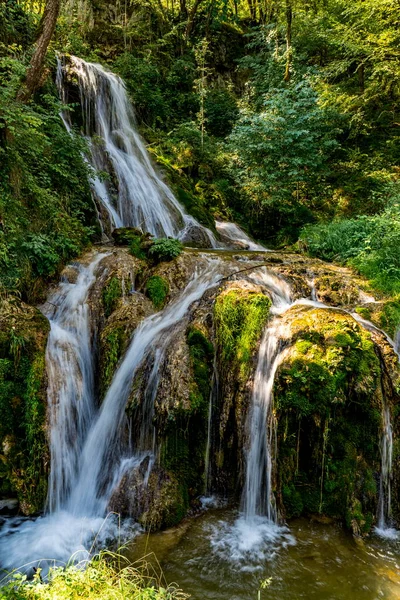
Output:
[
  {"xmin": 187, "ymin": 326, "xmax": 214, "ymax": 411},
  {"xmin": 101, "ymin": 326, "xmax": 125, "ymax": 393},
  {"xmin": 176, "ymin": 186, "xmax": 216, "ymax": 232},
  {"xmin": 275, "ymin": 308, "xmax": 384, "ymax": 532},
  {"xmin": 214, "ymin": 288, "xmax": 271, "ymax": 377},
  {"xmin": 145, "ymin": 275, "xmax": 169, "ymax": 309},
  {"xmin": 0, "ymin": 300, "xmax": 50, "ymax": 513},
  {"xmin": 102, "ymin": 276, "xmax": 122, "ymax": 317}
]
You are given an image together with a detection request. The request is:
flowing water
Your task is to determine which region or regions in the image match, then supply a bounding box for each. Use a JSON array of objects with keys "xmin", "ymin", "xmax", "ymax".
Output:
[
  {"xmin": 0, "ymin": 257, "xmax": 223, "ymax": 573},
  {"xmin": 56, "ymin": 56, "xmax": 217, "ymax": 246},
  {"xmin": 127, "ymin": 509, "xmax": 400, "ymax": 600},
  {"xmin": 215, "ymin": 221, "xmax": 267, "ymax": 251}
]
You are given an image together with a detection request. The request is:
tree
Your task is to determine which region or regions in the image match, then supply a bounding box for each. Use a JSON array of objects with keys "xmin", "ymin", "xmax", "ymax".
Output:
[{"xmin": 17, "ymin": 0, "xmax": 61, "ymax": 102}]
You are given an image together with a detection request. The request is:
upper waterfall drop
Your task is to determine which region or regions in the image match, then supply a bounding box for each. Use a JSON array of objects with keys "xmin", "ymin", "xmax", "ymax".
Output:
[{"xmin": 56, "ymin": 55, "xmax": 217, "ymax": 247}]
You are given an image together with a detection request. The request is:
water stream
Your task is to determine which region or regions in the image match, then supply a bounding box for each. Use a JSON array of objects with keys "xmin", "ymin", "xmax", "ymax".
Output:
[{"xmin": 57, "ymin": 55, "xmax": 217, "ymax": 246}]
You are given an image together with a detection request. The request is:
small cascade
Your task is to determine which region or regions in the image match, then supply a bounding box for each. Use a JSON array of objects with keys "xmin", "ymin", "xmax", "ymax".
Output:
[
  {"xmin": 215, "ymin": 221, "xmax": 268, "ymax": 251},
  {"xmin": 56, "ymin": 56, "xmax": 217, "ymax": 247},
  {"xmin": 242, "ymin": 321, "xmax": 288, "ymax": 521},
  {"xmin": 377, "ymin": 405, "xmax": 394, "ymax": 531},
  {"xmin": 395, "ymin": 325, "xmax": 400, "ymax": 355}
]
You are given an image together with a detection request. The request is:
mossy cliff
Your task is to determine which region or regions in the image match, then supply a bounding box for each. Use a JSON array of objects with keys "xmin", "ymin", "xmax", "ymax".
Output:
[
  {"xmin": 0, "ymin": 298, "xmax": 50, "ymax": 514},
  {"xmin": 212, "ymin": 282, "xmax": 271, "ymax": 497},
  {"xmin": 274, "ymin": 307, "xmax": 400, "ymax": 534}
]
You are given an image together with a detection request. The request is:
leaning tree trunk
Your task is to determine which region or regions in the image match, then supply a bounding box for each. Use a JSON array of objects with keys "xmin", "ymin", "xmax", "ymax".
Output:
[
  {"xmin": 185, "ymin": 0, "xmax": 204, "ymax": 39},
  {"xmin": 17, "ymin": 0, "xmax": 61, "ymax": 102},
  {"xmin": 284, "ymin": 0, "xmax": 292, "ymax": 82}
]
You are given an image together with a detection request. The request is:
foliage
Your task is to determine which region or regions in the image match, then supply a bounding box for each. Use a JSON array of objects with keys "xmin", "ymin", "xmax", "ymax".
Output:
[
  {"xmin": 102, "ymin": 277, "xmax": 122, "ymax": 317},
  {"xmin": 145, "ymin": 276, "xmax": 169, "ymax": 309},
  {"xmin": 0, "ymin": 552, "xmax": 188, "ymax": 599},
  {"xmin": 148, "ymin": 238, "xmax": 183, "ymax": 264},
  {"xmin": 275, "ymin": 308, "xmax": 382, "ymax": 531},
  {"xmin": 0, "ymin": 52, "xmax": 97, "ymax": 300},
  {"xmin": 300, "ymin": 197, "xmax": 400, "ymax": 294},
  {"xmin": 215, "ymin": 288, "xmax": 271, "ymax": 376},
  {"xmin": 229, "ymin": 79, "xmax": 341, "ymax": 242}
]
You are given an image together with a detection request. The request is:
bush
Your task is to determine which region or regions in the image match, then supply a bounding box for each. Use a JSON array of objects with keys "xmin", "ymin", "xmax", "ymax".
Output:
[
  {"xmin": 148, "ymin": 238, "xmax": 183, "ymax": 264},
  {"xmin": 300, "ymin": 199, "xmax": 400, "ymax": 294},
  {"xmin": 145, "ymin": 276, "xmax": 169, "ymax": 309},
  {"xmin": 0, "ymin": 552, "xmax": 188, "ymax": 599}
]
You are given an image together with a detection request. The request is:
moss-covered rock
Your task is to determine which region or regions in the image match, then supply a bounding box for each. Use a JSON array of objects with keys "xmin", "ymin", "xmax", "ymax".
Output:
[
  {"xmin": 274, "ymin": 306, "xmax": 398, "ymax": 533},
  {"xmin": 0, "ymin": 298, "xmax": 50, "ymax": 514}
]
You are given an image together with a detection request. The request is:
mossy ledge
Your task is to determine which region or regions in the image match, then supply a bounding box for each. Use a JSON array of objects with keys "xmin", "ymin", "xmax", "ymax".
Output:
[{"xmin": 275, "ymin": 307, "xmax": 399, "ymax": 534}]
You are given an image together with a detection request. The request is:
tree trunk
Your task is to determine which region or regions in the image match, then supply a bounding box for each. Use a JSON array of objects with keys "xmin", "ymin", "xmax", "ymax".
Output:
[
  {"xmin": 17, "ymin": 0, "xmax": 61, "ymax": 102},
  {"xmin": 284, "ymin": 0, "xmax": 292, "ymax": 82},
  {"xmin": 185, "ymin": 0, "xmax": 204, "ymax": 39}
]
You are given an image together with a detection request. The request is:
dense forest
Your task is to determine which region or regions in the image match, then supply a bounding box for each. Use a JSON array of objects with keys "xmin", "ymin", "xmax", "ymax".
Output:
[
  {"xmin": 1, "ymin": 0, "xmax": 400, "ymax": 296},
  {"xmin": 1, "ymin": 1, "xmax": 400, "ymax": 598}
]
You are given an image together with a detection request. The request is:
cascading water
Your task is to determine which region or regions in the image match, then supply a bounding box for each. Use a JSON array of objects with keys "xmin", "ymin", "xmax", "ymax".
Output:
[
  {"xmin": 242, "ymin": 322, "xmax": 288, "ymax": 521},
  {"xmin": 44, "ymin": 253, "xmax": 107, "ymax": 512},
  {"xmin": 215, "ymin": 221, "xmax": 267, "ymax": 251},
  {"xmin": 0, "ymin": 259, "xmax": 223, "ymax": 572},
  {"xmin": 56, "ymin": 56, "xmax": 217, "ymax": 247},
  {"xmin": 68, "ymin": 260, "xmax": 223, "ymax": 517},
  {"xmin": 376, "ymin": 405, "xmax": 394, "ymax": 533}
]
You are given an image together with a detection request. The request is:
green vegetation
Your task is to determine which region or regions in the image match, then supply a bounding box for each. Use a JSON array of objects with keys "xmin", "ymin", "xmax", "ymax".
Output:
[
  {"xmin": 0, "ymin": 553, "xmax": 187, "ymax": 599},
  {"xmin": 145, "ymin": 276, "xmax": 169, "ymax": 310},
  {"xmin": 215, "ymin": 287, "xmax": 271, "ymax": 376},
  {"xmin": 0, "ymin": 299, "xmax": 49, "ymax": 513},
  {"xmin": 102, "ymin": 277, "xmax": 122, "ymax": 317},
  {"xmin": 275, "ymin": 308, "xmax": 383, "ymax": 533},
  {"xmin": 300, "ymin": 198, "xmax": 400, "ymax": 295},
  {"xmin": 148, "ymin": 239, "xmax": 183, "ymax": 264}
]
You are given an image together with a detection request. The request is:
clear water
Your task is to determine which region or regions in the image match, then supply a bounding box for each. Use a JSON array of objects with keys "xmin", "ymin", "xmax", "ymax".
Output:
[{"xmin": 128, "ymin": 508, "xmax": 400, "ymax": 600}]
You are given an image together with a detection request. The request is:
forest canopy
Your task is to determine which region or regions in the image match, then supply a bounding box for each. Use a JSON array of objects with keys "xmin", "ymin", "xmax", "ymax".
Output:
[{"xmin": 0, "ymin": 0, "xmax": 399, "ymax": 295}]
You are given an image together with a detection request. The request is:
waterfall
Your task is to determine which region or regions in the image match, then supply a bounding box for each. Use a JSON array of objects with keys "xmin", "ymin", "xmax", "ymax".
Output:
[
  {"xmin": 215, "ymin": 221, "xmax": 268, "ymax": 251},
  {"xmin": 240, "ymin": 269, "xmax": 292, "ymax": 520},
  {"xmin": 67, "ymin": 260, "xmax": 222, "ymax": 517},
  {"xmin": 242, "ymin": 322, "xmax": 288, "ymax": 520},
  {"xmin": 377, "ymin": 405, "xmax": 393, "ymax": 531},
  {"xmin": 56, "ymin": 56, "xmax": 217, "ymax": 247},
  {"xmin": 0, "ymin": 257, "xmax": 222, "ymax": 571},
  {"xmin": 44, "ymin": 253, "xmax": 107, "ymax": 512}
]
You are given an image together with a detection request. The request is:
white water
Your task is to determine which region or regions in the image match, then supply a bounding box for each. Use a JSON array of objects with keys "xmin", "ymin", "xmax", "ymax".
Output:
[
  {"xmin": 57, "ymin": 55, "xmax": 217, "ymax": 246},
  {"xmin": 44, "ymin": 253, "xmax": 107, "ymax": 512},
  {"xmin": 215, "ymin": 221, "xmax": 267, "ymax": 251},
  {"xmin": 0, "ymin": 257, "xmax": 222, "ymax": 572},
  {"xmin": 376, "ymin": 405, "xmax": 394, "ymax": 532}
]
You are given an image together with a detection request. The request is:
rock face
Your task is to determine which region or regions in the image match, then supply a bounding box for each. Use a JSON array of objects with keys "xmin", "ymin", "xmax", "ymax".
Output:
[{"xmin": 2, "ymin": 246, "xmax": 399, "ymax": 533}]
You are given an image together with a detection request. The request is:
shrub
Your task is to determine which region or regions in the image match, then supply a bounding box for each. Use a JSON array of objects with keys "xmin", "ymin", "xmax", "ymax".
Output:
[
  {"xmin": 145, "ymin": 276, "xmax": 169, "ymax": 309},
  {"xmin": 0, "ymin": 551, "xmax": 188, "ymax": 599},
  {"xmin": 148, "ymin": 238, "xmax": 183, "ymax": 264}
]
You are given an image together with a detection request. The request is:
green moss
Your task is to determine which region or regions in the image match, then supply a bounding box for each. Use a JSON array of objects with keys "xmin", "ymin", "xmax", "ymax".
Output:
[
  {"xmin": 275, "ymin": 308, "xmax": 383, "ymax": 532},
  {"xmin": 377, "ymin": 298, "xmax": 400, "ymax": 339},
  {"xmin": 101, "ymin": 327, "xmax": 125, "ymax": 393},
  {"xmin": 214, "ymin": 288, "xmax": 271, "ymax": 377},
  {"xmin": 102, "ymin": 277, "xmax": 122, "ymax": 317},
  {"xmin": 176, "ymin": 186, "xmax": 216, "ymax": 231},
  {"xmin": 145, "ymin": 275, "xmax": 169, "ymax": 309},
  {"xmin": 0, "ymin": 301, "xmax": 50, "ymax": 513}
]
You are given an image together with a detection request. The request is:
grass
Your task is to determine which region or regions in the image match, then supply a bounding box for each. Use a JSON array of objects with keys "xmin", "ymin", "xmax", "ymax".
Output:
[
  {"xmin": 0, "ymin": 551, "xmax": 188, "ymax": 600},
  {"xmin": 299, "ymin": 203, "xmax": 400, "ymax": 296}
]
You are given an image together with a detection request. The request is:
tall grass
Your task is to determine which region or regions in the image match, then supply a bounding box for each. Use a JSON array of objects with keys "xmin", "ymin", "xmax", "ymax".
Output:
[
  {"xmin": 0, "ymin": 551, "xmax": 189, "ymax": 600},
  {"xmin": 299, "ymin": 203, "xmax": 400, "ymax": 295}
]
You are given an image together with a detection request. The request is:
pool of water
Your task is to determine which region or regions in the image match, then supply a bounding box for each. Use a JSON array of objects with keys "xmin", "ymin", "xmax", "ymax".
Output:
[{"xmin": 127, "ymin": 508, "xmax": 400, "ymax": 600}]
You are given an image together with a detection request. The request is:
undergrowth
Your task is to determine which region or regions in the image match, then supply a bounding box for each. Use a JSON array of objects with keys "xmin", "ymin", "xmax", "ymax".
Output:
[{"xmin": 0, "ymin": 551, "xmax": 188, "ymax": 600}]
